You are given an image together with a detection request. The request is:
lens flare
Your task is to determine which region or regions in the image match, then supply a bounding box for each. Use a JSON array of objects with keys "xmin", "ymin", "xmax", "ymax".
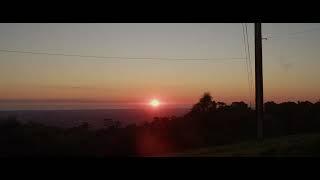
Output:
[{"xmin": 150, "ymin": 99, "xmax": 160, "ymax": 107}]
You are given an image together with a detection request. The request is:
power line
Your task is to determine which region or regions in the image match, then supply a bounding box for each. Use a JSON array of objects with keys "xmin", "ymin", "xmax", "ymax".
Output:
[
  {"xmin": 242, "ymin": 23, "xmax": 252, "ymax": 107},
  {"xmin": 286, "ymin": 26, "xmax": 320, "ymax": 36},
  {"xmin": 0, "ymin": 49, "xmax": 245, "ymax": 62},
  {"xmin": 265, "ymin": 26, "xmax": 320, "ymax": 40},
  {"xmin": 245, "ymin": 23, "xmax": 254, "ymax": 107},
  {"xmin": 242, "ymin": 23, "xmax": 254, "ymax": 107}
]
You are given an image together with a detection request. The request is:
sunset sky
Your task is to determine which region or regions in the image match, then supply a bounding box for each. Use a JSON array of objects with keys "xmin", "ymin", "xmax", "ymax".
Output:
[{"xmin": 0, "ymin": 23, "xmax": 319, "ymax": 110}]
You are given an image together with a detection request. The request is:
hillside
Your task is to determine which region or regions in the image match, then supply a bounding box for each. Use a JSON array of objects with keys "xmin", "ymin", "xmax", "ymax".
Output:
[{"xmin": 175, "ymin": 133, "xmax": 320, "ymax": 157}]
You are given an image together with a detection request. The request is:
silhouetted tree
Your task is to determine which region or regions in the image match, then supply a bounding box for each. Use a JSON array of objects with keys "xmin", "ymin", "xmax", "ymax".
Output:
[
  {"xmin": 1, "ymin": 92, "xmax": 320, "ymax": 156},
  {"xmin": 231, "ymin": 101, "xmax": 248, "ymax": 111},
  {"xmin": 190, "ymin": 92, "xmax": 217, "ymax": 114},
  {"xmin": 217, "ymin": 102, "xmax": 227, "ymax": 109}
]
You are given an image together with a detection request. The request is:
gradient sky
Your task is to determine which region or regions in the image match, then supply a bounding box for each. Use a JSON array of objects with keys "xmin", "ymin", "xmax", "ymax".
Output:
[{"xmin": 0, "ymin": 23, "xmax": 319, "ymax": 110}]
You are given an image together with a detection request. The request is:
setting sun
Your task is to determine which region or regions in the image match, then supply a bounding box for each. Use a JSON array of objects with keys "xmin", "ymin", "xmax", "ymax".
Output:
[{"xmin": 149, "ymin": 99, "xmax": 160, "ymax": 107}]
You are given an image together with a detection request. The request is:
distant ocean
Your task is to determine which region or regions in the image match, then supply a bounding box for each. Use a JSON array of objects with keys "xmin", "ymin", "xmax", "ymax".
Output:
[{"xmin": 0, "ymin": 108, "xmax": 190, "ymax": 129}]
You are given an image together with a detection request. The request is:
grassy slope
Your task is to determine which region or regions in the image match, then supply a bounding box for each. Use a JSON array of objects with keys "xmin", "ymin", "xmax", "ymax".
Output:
[{"xmin": 175, "ymin": 133, "xmax": 320, "ymax": 157}]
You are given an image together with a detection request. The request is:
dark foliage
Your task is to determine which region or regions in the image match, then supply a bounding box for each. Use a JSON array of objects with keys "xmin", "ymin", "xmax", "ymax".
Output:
[{"xmin": 0, "ymin": 93, "xmax": 320, "ymax": 156}]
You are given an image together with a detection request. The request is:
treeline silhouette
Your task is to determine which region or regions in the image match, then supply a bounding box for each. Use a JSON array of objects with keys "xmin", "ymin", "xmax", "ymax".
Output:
[{"xmin": 1, "ymin": 92, "xmax": 320, "ymax": 156}]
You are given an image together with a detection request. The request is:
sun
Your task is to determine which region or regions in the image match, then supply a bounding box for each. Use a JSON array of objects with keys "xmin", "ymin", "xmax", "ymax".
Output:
[{"xmin": 149, "ymin": 99, "xmax": 160, "ymax": 107}]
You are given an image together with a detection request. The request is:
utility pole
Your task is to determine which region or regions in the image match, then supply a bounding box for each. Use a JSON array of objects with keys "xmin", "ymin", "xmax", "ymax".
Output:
[{"xmin": 255, "ymin": 23, "xmax": 263, "ymax": 141}]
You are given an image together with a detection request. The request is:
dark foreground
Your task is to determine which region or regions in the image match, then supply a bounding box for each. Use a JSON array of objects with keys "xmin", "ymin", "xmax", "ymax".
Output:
[
  {"xmin": 176, "ymin": 133, "xmax": 320, "ymax": 157},
  {"xmin": 1, "ymin": 93, "xmax": 320, "ymax": 157}
]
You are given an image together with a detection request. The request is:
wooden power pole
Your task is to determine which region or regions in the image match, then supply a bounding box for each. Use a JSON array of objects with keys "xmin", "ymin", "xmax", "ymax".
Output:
[{"xmin": 255, "ymin": 23, "xmax": 264, "ymax": 140}]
